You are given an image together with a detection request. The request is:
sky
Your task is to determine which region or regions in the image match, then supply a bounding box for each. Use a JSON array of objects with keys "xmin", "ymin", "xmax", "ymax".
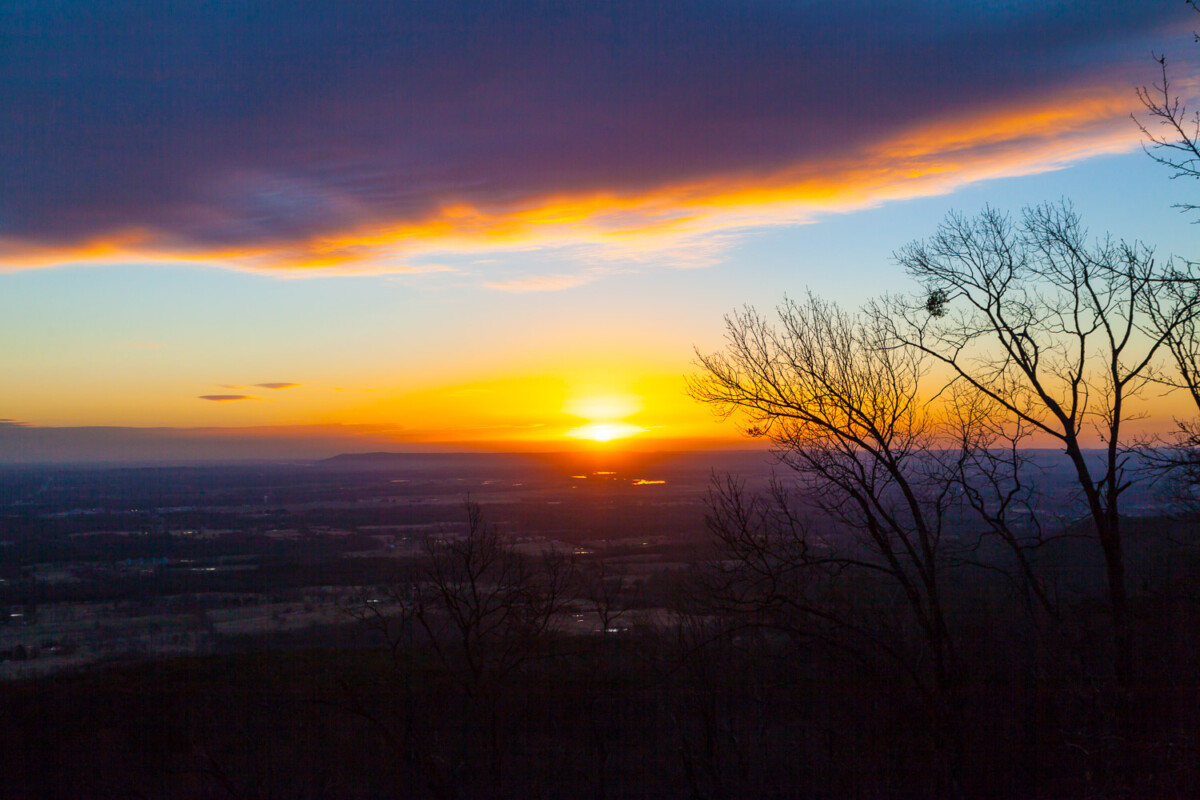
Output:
[{"xmin": 2, "ymin": 1, "xmax": 1199, "ymax": 462}]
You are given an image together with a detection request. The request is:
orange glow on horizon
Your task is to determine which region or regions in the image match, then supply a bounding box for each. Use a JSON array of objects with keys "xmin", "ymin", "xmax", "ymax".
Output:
[
  {"xmin": 298, "ymin": 373, "xmax": 733, "ymax": 449},
  {"xmin": 563, "ymin": 394, "xmax": 642, "ymax": 421},
  {"xmin": 561, "ymin": 391, "xmax": 647, "ymax": 443},
  {"xmin": 564, "ymin": 421, "xmax": 646, "ymax": 442}
]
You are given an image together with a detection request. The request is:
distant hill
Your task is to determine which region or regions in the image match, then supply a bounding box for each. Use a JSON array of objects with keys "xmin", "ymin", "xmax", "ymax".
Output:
[
  {"xmin": 320, "ymin": 451, "xmax": 466, "ymax": 466},
  {"xmin": 319, "ymin": 449, "xmax": 774, "ymax": 470},
  {"xmin": 318, "ymin": 451, "xmax": 546, "ymax": 470}
]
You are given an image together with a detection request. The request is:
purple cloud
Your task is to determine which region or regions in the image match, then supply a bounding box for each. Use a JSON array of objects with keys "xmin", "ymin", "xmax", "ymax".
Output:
[{"xmin": 0, "ymin": 1, "xmax": 1190, "ymax": 270}]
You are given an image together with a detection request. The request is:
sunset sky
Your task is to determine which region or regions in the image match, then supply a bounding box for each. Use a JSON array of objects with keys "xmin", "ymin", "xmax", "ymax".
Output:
[{"xmin": 2, "ymin": 1, "xmax": 1198, "ymax": 461}]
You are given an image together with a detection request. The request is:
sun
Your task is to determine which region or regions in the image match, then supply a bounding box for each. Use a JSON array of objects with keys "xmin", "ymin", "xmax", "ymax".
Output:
[
  {"xmin": 562, "ymin": 393, "xmax": 645, "ymax": 443},
  {"xmin": 564, "ymin": 421, "xmax": 645, "ymax": 442}
]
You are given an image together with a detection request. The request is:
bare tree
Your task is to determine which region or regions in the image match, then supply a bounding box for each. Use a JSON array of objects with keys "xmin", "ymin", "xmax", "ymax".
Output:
[
  {"xmin": 690, "ymin": 296, "xmax": 1020, "ymax": 794},
  {"xmin": 690, "ymin": 296, "xmax": 964, "ymax": 696},
  {"xmin": 352, "ymin": 501, "xmax": 575, "ymax": 798},
  {"xmin": 578, "ymin": 557, "xmax": 634, "ymax": 637},
  {"xmin": 414, "ymin": 502, "xmax": 574, "ymax": 698},
  {"xmin": 1131, "ymin": 2, "xmax": 1200, "ymax": 521},
  {"xmin": 888, "ymin": 202, "xmax": 1200, "ymax": 715},
  {"xmin": 1134, "ymin": 1, "xmax": 1200, "ymax": 218},
  {"xmin": 700, "ymin": 474, "xmax": 933, "ymax": 689},
  {"xmin": 692, "ymin": 200, "xmax": 1200, "ymax": 793}
]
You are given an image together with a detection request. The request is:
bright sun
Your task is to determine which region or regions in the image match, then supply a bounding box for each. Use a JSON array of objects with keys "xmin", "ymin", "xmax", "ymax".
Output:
[
  {"xmin": 564, "ymin": 421, "xmax": 645, "ymax": 442},
  {"xmin": 563, "ymin": 393, "xmax": 646, "ymax": 442}
]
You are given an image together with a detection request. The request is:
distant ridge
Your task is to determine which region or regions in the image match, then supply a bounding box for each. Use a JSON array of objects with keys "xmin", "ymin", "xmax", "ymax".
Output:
[
  {"xmin": 319, "ymin": 451, "xmax": 513, "ymax": 466},
  {"xmin": 316, "ymin": 450, "xmax": 781, "ymax": 479},
  {"xmin": 316, "ymin": 451, "xmax": 558, "ymax": 474},
  {"xmin": 321, "ymin": 451, "xmax": 436, "ymax": 464}
]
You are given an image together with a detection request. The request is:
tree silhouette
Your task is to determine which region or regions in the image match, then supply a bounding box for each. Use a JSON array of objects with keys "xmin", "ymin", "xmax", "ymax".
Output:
[
  {"xmin": 691, "ymin": 296, "xmax": 960, "ymax": 694},
  {"xmin": 887, "ymin": 203, "xmax": 1200, "ymax": 762},
  {"xmin": 690, "ymin": 294, "xmax": 982, "ymax": 792},
  {"xmin": 693, "ymin": 200, "xmax": 1200, "ymax": 790},
  {"xmin": 1134, "ymin": 1, "xmax": 1200, "ymax": 219}
]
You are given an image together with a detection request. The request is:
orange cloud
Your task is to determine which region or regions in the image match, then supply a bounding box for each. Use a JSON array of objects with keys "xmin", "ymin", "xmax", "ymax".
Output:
[{"xmin": 0, "ymin": 82, "xmax": 1150, "ymax": 278}]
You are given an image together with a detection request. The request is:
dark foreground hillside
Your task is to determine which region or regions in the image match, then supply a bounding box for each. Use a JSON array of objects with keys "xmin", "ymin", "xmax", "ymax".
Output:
[
  {"xmin": 4, "ymin": 568, "xmax": 1199, "ymax": 800},
  {"xmin": 3, "ymin": 458, "xmax": 1198, "ymax": 798}
]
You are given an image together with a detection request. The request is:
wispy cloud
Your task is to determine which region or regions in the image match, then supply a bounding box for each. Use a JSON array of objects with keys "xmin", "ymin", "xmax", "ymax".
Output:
[
  {"xmin": 198, "ymin": 395, "xmax": 257, "ymax": 402},
  {"xmin": 219, "ymin": 382, "xmax": 300, "ymax": 391},
  {"xmin": 483, "ymin": 273, "xmax": 596, "ymax": 293}
]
